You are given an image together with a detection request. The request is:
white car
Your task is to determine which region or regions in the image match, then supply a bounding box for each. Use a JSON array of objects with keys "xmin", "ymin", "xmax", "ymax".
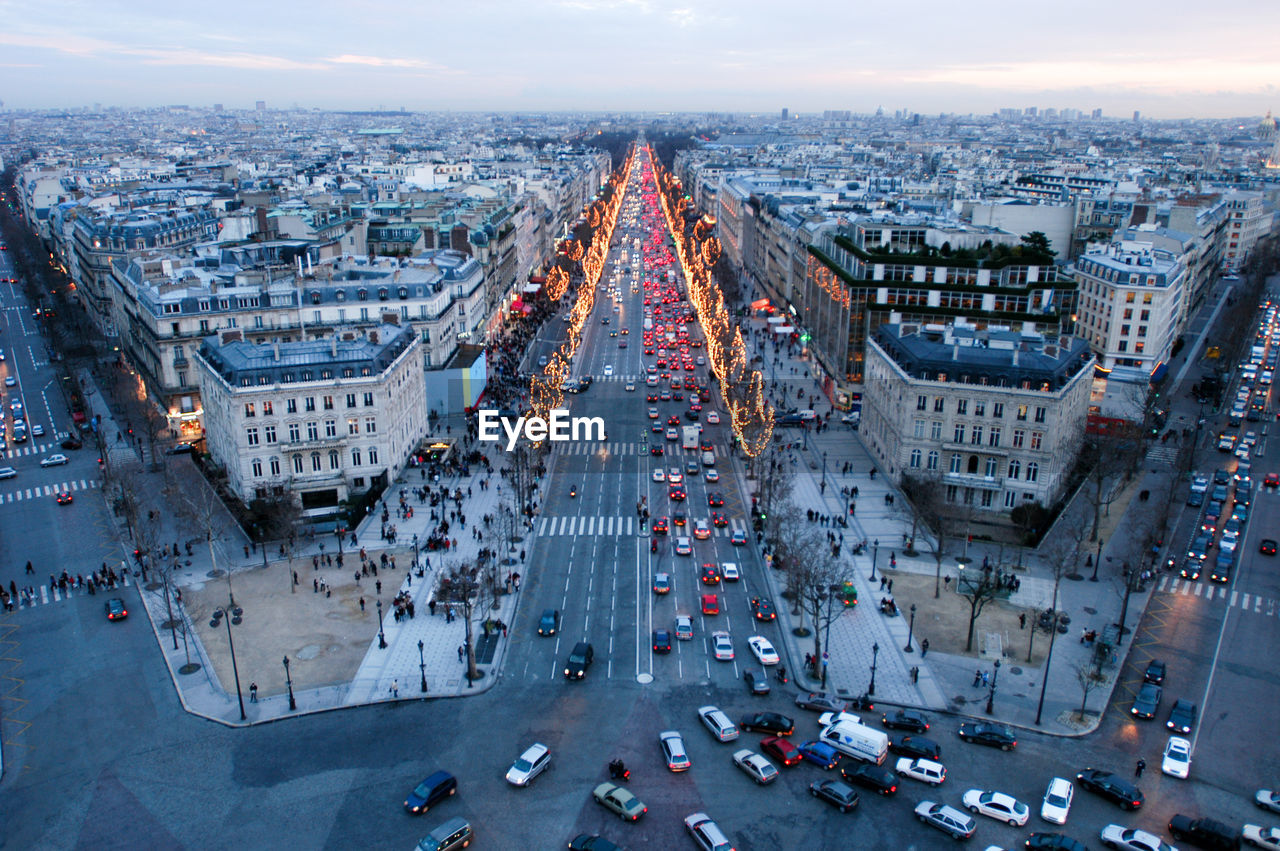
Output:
[
  {"xmin": 895, "ymin": 757, "xmax": 946, "ymax": 785},
  {"xmin": 720, "ymin": 562, "xmax": 739, "ymax": 581},
  {"xmin": 704, "ymin": 468, "xmax": 719, "ymax": 482},
  {"xmin": 674, "ymin": 536, "xmax": 692, "ymax": 556},
  {"xmin": 603, "ymin": 364, "xmax": 614, "ymax": 376},
  {"xmin": 706, "ymin": 411, "xmax": 720, "ymax": 424},
  {"xmin": 711, "ymin": 631, "xmax": 734, "ymax": 660},
  {"xmin": 747, "ymin": 636, "xmax": 780, "ymax": 665},
  {"xmin": 31, "ymin": 424, "xmax": 44, "ymax": 437},
  {"xmin": 652, "ymin": 469, "xmax": 666, "ymax": 482},
  {"xmin": 648, "ymin": 407, "xmax": 659, "ymax": 419},
  {"xmin": 1161, "ymin": 736, "xmax": 1191, "ymax": 778},
  {"xmin": 668, "ymin": 467, "xmax": 682, "ymax": 483},
  {"xmin": 1098, "ymin": 824, "xmax": 1176, "ymax": 851},
  {"xmin": 697, "ymin": 705, "xmax": 738, "ymax": 742},
  {"xmin": 1190, "ymin": 474, "xmax": 1209, "ymax": 493},
  {"xmin": 1243, "ymin": 825, "xmax": 1280, "ymax": 850},
  {"xmin": 818, "ymin": 711, "xmax": 863, "ymax": 728},
  {"xmin": 732, "ymin": 748, "xmax": 778, "ymax": 785},
  {"xmin": 660, "ymin": 730, "xmax": 692, "ymax": 772},
  {"xmin": 962, "ymin": 789, "xmax": 1030, "ymax": 827},
  {"xmin": 1257, "ymin": 789, "xmax": 1280, "ymax": 813},
  {"xmin": 1041, "ymin": 777, "xmax": 1073, "ymax": 824},
  {"xmin": 39, "ymin": 454, "xmax": 69, "ymax": 468},
  {"xmin": 505, "ymin": 742, "xmax": 551, "ymax": 786}
]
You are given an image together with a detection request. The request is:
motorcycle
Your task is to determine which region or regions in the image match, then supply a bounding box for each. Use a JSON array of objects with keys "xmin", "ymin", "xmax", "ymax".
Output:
[
  {"xmin": 569, "ymin": 485, "xmax": 577, "ymax": 498},
  {"xmin": 651, "ymin": 538, "xmax": 658, "ymax": 553},
  {"xmin": 608, "ymin": 758, "xmax": 630, "ymax": 782},
  {"xmin": 775, "ymin": 665, "xmax": 788, "ymax": 684}
]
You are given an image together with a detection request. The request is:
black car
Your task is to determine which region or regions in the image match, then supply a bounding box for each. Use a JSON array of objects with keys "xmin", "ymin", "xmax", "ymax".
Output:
[
  {"xmin": 1143, "ymin": 659, "xmax": 1166, "ymax": 684},
  {"xmin": 1131, "ymin": 682, "xmax": 1162, "ymax": 719},
  {"xmin": 743, "ymin": 669, "xmax": 770, "ymax": 696},
  {"xmin": 1025, "ymin": 834, "xmax": 1090, "ymax": 851},
  {"xmin": 750, "ymin": 596, "xmax": 776, "ymax": 621},
  {"xmin": 403, "ymin": 770, "xmax": 458, "ymax": 814},
  {"xmin": 882, "ymin": 709, "xmax": 929, "ymax": 732},
  {"xmin": 809, "ymin": 779, "xmax": 859, "ymax": 813},
  {"xmin": 1166, "ymin": 699, "xmax": 1198, "ymax": 734},
  {"xmin": 1167, "ymin": 814, "xmax": 1239, "ymax": 850},
  {"xmin": 1186, "ymin": 490, "xmax": 1205, "ymax": 507},
  {"xmin": 1180, "ymin": 559, "xmax": 1202, "ymax": 580},
  {"xmin": 564, "ymin": 642, "xmax": 594, "ymax": 680},
  {"xmin": 652, "ymin": 629, "xmax": 672, "ymax": 654},
  {"xmin": 104, "ymin": 598, "xmax": 128, "ymax": 621},
  {"xmin": 740, "ymin": 712, "xmax": 795, "ymax": 736},
  {"xmin": 840, "ymin": 762, "xmax": 898, "ymax": 796},
  {"xmin": 537, "ymin": 609, "xmax": 560, "ymax": 636},
  {"xmin": 1076, "ymin": 767, "xmax": 1144, "ymax": 810},
  {"xmin": 957, "ymin": 723, "xmax": 1017, "ymax": 750},
  {"xmin": 889, "ymin": 735, "xmax": 941, "ymax": 760},
  {"xmin": 569, "ymin": 837, "xmax": 622, "ymax": 851}
]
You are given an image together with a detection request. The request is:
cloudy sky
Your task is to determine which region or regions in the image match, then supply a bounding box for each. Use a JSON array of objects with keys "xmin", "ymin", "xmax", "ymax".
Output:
[{"xmin": 1, "ymin": 0, "xmax": 1277, "ymax": 118}]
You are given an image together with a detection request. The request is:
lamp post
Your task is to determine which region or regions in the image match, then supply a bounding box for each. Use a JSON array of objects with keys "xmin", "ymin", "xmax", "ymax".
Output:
[
  {"xmin": 985, "ymin": 658, "xmax": 1001, "ymax": 714},
  {"xmin": 870, "ymin": 539, "xmax": 880, "ymax": 582},
  {"xmin": 820, "ymin": 583, "xmax": 841, "ymax": 687},
  {"xmin": 904, "ymin": 603, "xmax": 918, "ymax": 653},
  {"xmin": 283, "ymin": 655, "xmax": 296, "ymax": 711},
  {"xmin": 868, "ymin": 641, "xmax": 879, "ymax": 696},
  {"xmin": 211, "ymin": 606, "xmax": 246, "ymax": 721},
  {"xmin": 1091, "ymin": 537, "xmax": 1103, "ymax": 581},
  {"xmin": 418, "ymin": 639, "xmax": 428, "ymax": 693},
  {"xmin": 376, "ymin": 599, "xmax": 388, "ymax": 649},
  {"xmin": 1034, "ymin": 582, "xmax": 1063, "ymax": 725},
  {"xmin": 413, "ymin": 533, "xmax": 420, "ymax": 571}
]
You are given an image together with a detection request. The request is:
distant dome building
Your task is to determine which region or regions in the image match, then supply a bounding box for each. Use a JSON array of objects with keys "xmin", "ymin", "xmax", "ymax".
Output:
[{"xmin": 1259, "ymin": 110, "xmax": 1278, "ymax": 140}]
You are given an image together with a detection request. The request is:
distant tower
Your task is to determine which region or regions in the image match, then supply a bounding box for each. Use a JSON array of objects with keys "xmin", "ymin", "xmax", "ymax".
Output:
[
  {"xmin": 1133, "ymin": 110, "xmax": 1141, "ymax": 122},
  {"xmin": 1092, "ymin": 108, "xmax": 1103, "ymax": 119},
  {"xmin": 1267, "ymin": 134, "xmax": 1280, "ymax": 170},
  {"xmin": 781, "ymin": 107, "xmax": 789, "ymax": 121},
  {"xmin": 256, "ymin": 100, "xmax": 266, "ymax": 111}
]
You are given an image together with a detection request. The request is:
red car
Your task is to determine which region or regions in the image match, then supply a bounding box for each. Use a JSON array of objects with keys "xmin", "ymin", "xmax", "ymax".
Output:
[
  {"xmin": 1266, "ymin": 472, "xmax": 1279, "ymax": 489},
  {"xmin": 760, "ymin": 736, "xmax": 803, "ymax": 767},
  {"xmin": 701, "ymin": 594, "xmax": 720, "ymax": 615}
]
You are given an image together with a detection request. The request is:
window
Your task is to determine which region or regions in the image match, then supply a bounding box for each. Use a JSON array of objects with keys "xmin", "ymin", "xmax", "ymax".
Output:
[
  {"xmin": 363, "ymin": 392, "xmax": 375, "ymax": 407},
  {"xmin": 917, "ymin": 395, "xmax": 928, "ymax": 411},
  {"xmin": 985, "ymin": 457, "xmax": 998, "ymax": 477},
  {"xmin": 244, "ymin": 403, "xmax": 256, "ymax": 418},
  {"xmin": 1004, "ymin": 491, "xmax": 1017, "ymax": 508},
  {"xmin": 973, "ymin": 400, "xmax": 985, "ymax": 417},
  {"xmin": 251, "ymin": 459, "xmax": 263, "ymax": 477},
  {"xmin": 981, "ymin": 490, "xmax": 994, "ymax": 508},
  {"xmin": 1123, "ymin": 308, "xmax": 1133, "ymax": 320},
  {"xmin": 323, "ymin": 395, "xmax": 334, "ymax": 411},
  {"xmin": 346, "ymin": 394, "xmax": 357, "ymax": 409},
  {"xmin": 351, "ymin": 448, "xmax": 362, "ymax": 466},
  {"xmin": 910, "ymin": 449, "xmax": 922, "ymax": 468},
  {"xmin": 369, "ymin": 448, "xmax": 379, "ymax": 465},
  {"xmin": 311, "ymin": 453, "xmax": 322, "ymax": 472},
  {"xmin": 262, "ymin": 401, "xmax": 273, "ymax": 416},
  {"xmin": 287, "ymin": 399, "xmax": 298, "ymax": 414},
  {"xmin": 949, "ymin": 453, "xmax": 962, "ymax": 473},
  {"xmin": 970, "ymin": 425, "xmax": 983, "ymax": 445},
  {"xmin": 348, "ymin": 419, "xmax": 360, "ymax": 435},
  {"xmin": 306, "ymin": 422, "xmax": 319, "ymax": 441},
  {"xmin": 927, "ymin": 450, "xmax": 939, "ymax": 470},
  {"xmin": 330, "ymin": 450, "xmax": 341, "ymax": 470},
  {"xmin": 364, "ymin": 417, "xmax": 377, "ymax": 434},
  {"xmin": 1030, "ymin": 432, "xmax": 1043, "ymax": 451},
  {"xmin": 930, "ymin": 421, "xmax": 942, "ymax": 441},
  {"xmin": 264, "ymin": 425, "xmax": 277, "ymax": 444},
  {"xmin": 1034, "ymin": 406, "xmax": 1046, "ymax": 423},
  {"xmin": 325, "ymin": 420, "xmax": 337, "ymax": 438},
  {"xmin": 953, "ymin": 424, "xmax": 965, "ymax": 443},
  {"xmin": 1121, "ymin": 324, "xmax": 1131, "ymax": 336},
  {"xmin": 956, "ymin": 399, "xmax": 968, "ymax": 415},
  {"xmin": 305, "ymin": 397, "xmax": 316, "ymax": 412},
  {"xmin": 992, "ymin": 402, "xmax": 1004, "ymax": 418},
  {"xmin": 1012, "ymin": 429, "xmax": 1025, "ymax": 448},
  {"xmin": 933, "ymin": 397, "xmax": 945, "ymax": 412},
  {"xmin": 1016, "ymin": 405, "xmax": 1028, "ymax": 421},
  {"xmin": 913, "ymin": 419, "xmax": 925, "ymax": 439},
  {"xmin": 246, "ymin": 427, "xmax": 259, "ymax": 446},
  {"xmin": 199, "ymin": 320, "xmax": 210, "ymax": 333},
  {"xmin": 292, "ymin": 455, "xmax": 304, "ymax": 474},
  {"xmin": 288, "ymin": 423, "xmax": 300, "ymax": 442},
  {"xmin": 946, "ymin": 485, "xmax": 958, "ymax": 503},
  {"xmin": 1008, "ymin": 459, "xmax": 1021, "ymax": 479},
  {"xmin": 269, "ymin": 457, "xmax": 280, "ymax": 476},
  {"xmin": 1026, "ymin": 462, "xmax": 1039, "ymax": 482},
  {"xmin": 988, "ymin": 426, "xmax": 1001, "ymax": 447}
]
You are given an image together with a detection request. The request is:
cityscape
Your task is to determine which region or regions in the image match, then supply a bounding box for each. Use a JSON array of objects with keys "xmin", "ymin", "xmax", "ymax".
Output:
[{"xmin": 2, "ymin": 7, "xmax": 1280, "ymax": 851}]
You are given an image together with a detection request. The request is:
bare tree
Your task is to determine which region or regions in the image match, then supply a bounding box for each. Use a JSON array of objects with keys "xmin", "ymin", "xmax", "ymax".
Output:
[
  {"xmin": 790, "ymin": 535, "xmax": 850, "ymax": 669},
  {"xmin": 957, "ymin": 565, "xmax": 1004, "ymax": 653},
  {"xmin": 899, "ymin": 471, "xmax": 960, "ymax": 598},
  {"xmin": 437, "ymin": 561, "xmax": 484, "ymax": 683},
  {"xmin": 769, "ymin": 501, "xmax": 809, "ymax": 614},
  {"xmin": 170, "ymin": 476, "xmax": 234, "ymax": 606},
  {"xmin": 247, "ymin": 492, "xmax": 303, "ymax": 589},
  {"xmin": 1078, "ymin": 429, "xmax": 1143, "ymax": 543},
  {"xmin": 1073, "ymin": 658, "xmax": 1107, "ymax": 722}
]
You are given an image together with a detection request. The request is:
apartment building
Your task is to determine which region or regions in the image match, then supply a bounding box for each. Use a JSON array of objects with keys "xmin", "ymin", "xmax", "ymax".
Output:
[{"xmin": 1073, "ymin": 241, "xmax": 1185, "ymax": 372}]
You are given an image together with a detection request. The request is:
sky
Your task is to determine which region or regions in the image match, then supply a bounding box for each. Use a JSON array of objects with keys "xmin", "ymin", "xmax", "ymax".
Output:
[{"xmin": 1, "ymin": 0, "xmax": 1278, "ymax": 119}]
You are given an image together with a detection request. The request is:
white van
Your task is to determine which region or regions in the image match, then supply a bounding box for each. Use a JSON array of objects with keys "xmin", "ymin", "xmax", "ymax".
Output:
[
  {"xmin": 820, "ymin": 719, "xmax": 889, "ymax": 765},
  {"xmin": 701, "ymin": 450, "xmax": 716, "ymax": 467}
]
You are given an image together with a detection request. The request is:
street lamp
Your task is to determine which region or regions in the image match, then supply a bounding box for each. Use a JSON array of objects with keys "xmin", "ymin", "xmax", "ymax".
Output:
[
  {"xmin": 1091, "ymin": 537, "xmax": 1103, "ymax": 581},
  {"xmin": 283, "ymin": 655, "xmax": 296, "ymax": 711},
  {"xmin": 985, "ymin": 659, "xmax": 1001, "ymax": 714},
  {"xmin": 418, "ymin": 639, "xmax": 428, "ymax": 693},
  {"xmin": 904, "ymin": 603, "xmax": 918, "ymax": 653},
  {"xmin": 376, "ymin": 599, "xmax": 388, "ymax": 649},
  {"xmin": 211, "ymin": 606, "xmax": 246, "ymax": 721},
  {"xmin": 868, "ymin": 641, "xmax": 879, "ymax": 696},
  {"xmin": 413, "ymin": 533, "xmax": 420, "ymax": 572},
  {"xmin": 870, "ymin": 539, "xmax": 880, "ymax": 582}
]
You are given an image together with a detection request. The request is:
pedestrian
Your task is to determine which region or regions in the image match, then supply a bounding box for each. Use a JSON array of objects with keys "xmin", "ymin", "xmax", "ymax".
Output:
[
  {"xmin": 313, "ymin": 578, "xmax": 319, "ymax": 593},
  {"xmin": 502, "ymin": 620, "xmax": 508, "ymax": 638},
  {"xmin": 921, "ymin": 639, "xmax": 929, "ymax": 658},
  {"xmin": 981, "ymin": 671, "xmax": 990, "ymax": 686},
  {"xmin": 390, "ymin": 679, "xmax": 399, "ymax": 698},
  {"xmin": 249, "ymin": 682, "xmax": 258, "ymax": 703},
  {"xmin": 887, "ymin": 579, "xmax": 893, "ymax": 593},
  {"xmin": 429, "ymin": 599, "xmax": 437, "ymax": 616},
  {"xmin": 359, "ymin": 597, "xmax": 365, "ymax": 612},
  {"xmin": 879, "ymin": 576, "xmax": 886, "ymax": 590},
  {"xmin": 973, "ymin": 669, "xmax": 982, "ymax": 687},
  {"xmin": 1020, "ymin": 612, "xmax": 1027, "ymax": 630},
  {"xmin": 293, "ymin": 570, "xmax": 299, "ymax": 587},
  {"xmin": 376, "ymin": 580, "xmax": 382, "ymax": 594},
  {"xmin": 458, "ymin": 645, "xmax": 464, "ymax": 662},
  {"xmin": 1135, "ymin": 758, "xmax": 1146, "ymax": 777}
]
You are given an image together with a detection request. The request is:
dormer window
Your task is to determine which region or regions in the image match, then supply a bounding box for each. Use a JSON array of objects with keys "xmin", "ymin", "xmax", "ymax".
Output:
[
  {"xmin": 335, "ymin": 290, "xmax": 346, "ymax": 302},
  {"xmin": 357, "ymin": 289, "xmax": 368, "ymax": 301},
  {"xmin": 310, "ymin": 292, "xmax": 321, "ymax": 304},
  {"xmin": 378, "ymin": 287, "xmax": 389, "ymax": 301},
  {"xmin": 398, "ymin": 286, "xmax": 408, "ymax": 300}
]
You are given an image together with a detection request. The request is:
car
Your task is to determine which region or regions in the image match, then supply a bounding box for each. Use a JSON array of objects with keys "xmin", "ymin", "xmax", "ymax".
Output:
[
  {"xmin": 684, "ymin": 812, "xmax": 733, "ymax": 851},
  {"xmin": 404, "ymin": 770, "xmax": 458, "ymax": 814},
  {"xmin": 1166, "ymin": 699, "xmax": 1197, "ymax": 734},
  {"xmin": 39, "ymin": 454, "xmax": 69, "ymax": 468},
  {"xmin": 505, "ymin": 742, "xmax": 551, "ymax": 786},
  {"xmin": 883, "ymin": 709, "xmax": 930, "ymax": 732},
  {"xmin": 1258, "ymin": 790, "xmax": 1280, "ymax": 814},
  {"xmin": 750, "ymin": 596, "xmax": 776, "ymax": 621},
  {"xmin": 1179, "ymin": 558, "xmax": 1203, "ymax": 580},
  {"xmin": 963, "ymin": 789, "xmax": 1031, "ymax": 826},
  {"xmin": 1167, "ymin": 814, "xmax": 1238, "ymax": 850},
  {"xmin": 743, "ymin": 668, "xmax": 771, "ymax": 696},
  {"xmin": 1099, "ymin": 824, "xmax": 1176, "ymax": 851},
  {"xmin": 795, "ymin": 692, "xmax": 848, "ymax": 713},
  {"xmin": 692, "ymin": 519, "xmax": 711, "ymax": 540},
  {"xmin": 569, "ymin": 835, "xmax": 622, "ymax": 851},
  {"xmin": 840, "ymin": 762, "xmax": 898, "ymax": 795},
  {"xmin": 537, "ymin": 609, "xmax": 560, "ymax": 635},
  {"xmin": 700, "ymin": 563, "xmax": 721, "ymax": 584},
  {"xmin": 1202, "ymin": 501, "xmax": 1224, "ymax": 532},
  {"xmin": 1243, "ymin": 825, "xmax": 1280, "ymax": 850},
  {"xmin": 415, "ymin": 816, "xmax": 473, "ymax": 851},
  {"xmin": 1233, "ymin": 502, "xmax": 1251, "ymax": 523},
  {"xmin": 1191, "ymin": 474, "xmax": 1210, "ymax": 493},
  {"xmin": 733, "ymin": 748, "xmax": 779, "ymax": 785},
  {"xmin": 1027, "ymin": 836, "xmax": 1090, "ymax": 851},
  {"xmin": 668, "ymin": 467, "xmax": 683, "ymax": 482},
  {"xmin": 1213, "ymin": 468, "xmax": 1232, "ymax": 485},
  {"xmin": 698, "ymin": 705, "xmax": 738, "ymax": 742},
  {"xmin": 890, "ymin": 735, "xmax": 942, "ymax": 760},
  {"xmin": 730, "ymin": 529, "xmax": 747, "ymax": 546},
  {"xmin": 56, "ymin": 491, "xmax": 73, "ymax": 505},
  {"xmin": 105, "ymin": 598, "xmax": 128, "ymax": 620},
  {"xmin": 1218, "ymin": 433, "xmax": 1237, "ymax": 451},
  {"xmin": 720, "ymin": 562, "xmax": 739, "ymax": 581},
  {"xmin": 675, "ymin": 614, "xmax": 694, "ymax": 641},
  {"xmin": 665, "ymin": 427, "xmax": 678, "ymax": 441},
  {"xmin": 896, "ymin": 757, "xmax": 946, "ymax": 785},
  {"xmin": 30, "ymin": 424, "xmax": 44, "ymax": 437},
  {"xmin": 659, "ymin": 730, "xmax": 692, "ymax": 772},
  {"xmin": 707, "ymin": 491, "xmax": 724, "ymax": 507},
  {"xmin": 958, "ymin": 722, "xmax": 1017, "ymax": 750},
  {"xmin": 747, "ymin": 635, "xmax": 779, "ymax": 665},
  {"xmin": 672, "ymin": 511, "xmax": 687, "ymax": 527},
  {"xmin": 1263, "ymin": 538, "xmax": 1280, "ymax": 556},
  {"xmin": 60, "ymin": 437, "xmax": 83, "ymax": 450},
  {"xmin": 739, "ymin": 710, "xmax": 794, "ymax": 736},
  {"xmin": 1187, "ymin": 490, "xmax": 1205, "ymax": 507},
  {"xmin": 1266, "ymin": 473, "xmax": 1280, "ymax": 490},
  {"xmin": 819, "ymin": 711, "xmax": 865, "ymax": 728},
  {"xmin": 653, "ymin": 629, "xmax": 672, "ymax": 654},
  {"xmin": 652, "ymin": 468, "xmax": 665, "ymax": 482},
  {"xmin": 650, "ymin": 445, "xmax": 663, "ymax": 455},
  {"xmin": 674, "ymin": 536, "xmax": 692, "ymax": 556},
  {"xmin": 701, "ymin": 594, "xmax": 719, "ymax": 615},
  {"xmin": 592, "ymin": 782, "xmax": 647, "ymax": 821},
  {"xmin": 706, "ymin": 411, "xmax": 720, "ymax": 424},
  {"xmin": 1161, "ymin": 736, "xmax": 1191, "ymax": 779},
  {"xmin": 1041, "ymin": 777, "xmax": 1075, "ymax": 824},
  {"xmin": 796, "ymin": 740, "xmax": 841, "ymax": 770},
  {"xmin": 564, "ymin": 642, "xmax": 594, "ymax": 680},
  {"xmin": 1211, "ymin": 554, "xmax": 1233, "ymax": 582},
  {"xmin": 1076, "ymin": 768, "xmax": 1144, "ymax": 810},
  {"xmin": 648, "ymin": 407, "xmax": 659, "ymax": 419},
  {"xmin": 0, "ymin": 467, "xmax": 16, "ymax": 479},
  {"xmin": 1144, "ymin": 660, "xmax": 1167, "ymax": 685},
  {"xmin": 810, "ymin": 778, "xmax": 859, "ymax": 812},
  {"xmin": 915, "ymin": 801, "xmax": 977, "ymax": 840},
  {"xmin": 1212, "ymin": 484, "xmax": 1229, "ymax": 503},
  {"xmin": 705, "ymin": 468, "xmax": 720, "ymax": 482},
  {"xmin": 2, "ymin": 376, "xmax": 12, "ymax": 387},
  {"xmin": 1131, "ymin": 682, "xmax": 1163, "ymax": 719},
  {"xmin": 653, "ymin": 516, "xmax": 669, "ymax": 535}
]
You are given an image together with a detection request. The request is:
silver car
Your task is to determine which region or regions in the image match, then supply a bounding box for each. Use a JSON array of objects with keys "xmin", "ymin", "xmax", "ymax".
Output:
[{"xmin": 505, "ymin": 742, "xmax": 551, "ymax": 786}]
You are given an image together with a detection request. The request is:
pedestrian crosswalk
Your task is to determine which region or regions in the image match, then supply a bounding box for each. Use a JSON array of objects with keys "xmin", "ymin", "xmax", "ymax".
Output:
[
  {"xmin": 10, "ymin": 572, "xmax": 132, "ymax": 610},
  {"xmin": 3, "ymin": 440, "xmax": 61, "ymax": 459},
  {"xmin": 1145, "ymin": 444, "xmax": 1179, "ymax": 466},
  {"xmin": 553, "ymin": 441, "xmax": 728, "ymax": 457},
  {"xmin": 535, "ymin": 514, "xmax": 746, "ymax": 538},
  {"xmin": 2, "ymin": 478, "xmax": 99, "ymax": 502},
  {"xmin": 1157, "ymin": 575, "xmax": 1278, "ymax": 616}
]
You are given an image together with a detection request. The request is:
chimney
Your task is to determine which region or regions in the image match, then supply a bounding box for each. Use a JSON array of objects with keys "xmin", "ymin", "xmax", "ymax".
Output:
[
  {"xmin": 331, "ymin": 335, "xmax": 338, "ymax": 357},
  {"xmin": 273, "ymin": 342, "xmax": 280, "ymax": 361}
]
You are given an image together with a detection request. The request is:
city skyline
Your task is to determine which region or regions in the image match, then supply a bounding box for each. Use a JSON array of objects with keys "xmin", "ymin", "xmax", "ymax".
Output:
[{"xmin": 0, "ymin": 0, "xmax": 1278, "ymax": 119}]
